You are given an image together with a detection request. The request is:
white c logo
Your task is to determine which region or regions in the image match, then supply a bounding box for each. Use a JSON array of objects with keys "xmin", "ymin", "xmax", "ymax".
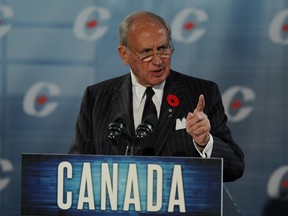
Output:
[
  {"xmin": 269, "ymin": 9, "xmax": 288, "ymax": 44},
  {"xmin": 23, "ymin": 82, "xmax": 60, "ymax": 117},
  {"xmin": 222, "ymin": 86, "xmax": 255, "ymax": 122},
  {"xmin": 0, "ymin": 159, "xmax": 13, "ymax": 191},
  {"xmin": 74, "ymin": 6, "xmax": 111, "ymax": 41},
  {"xmin": 267, "ymin": 165, "xmax": 288, "ymax": 200},
  {"xmin": 0, "ymin": 5, "xmax": 14, "ymax": 38},
  {"xmin": 171, "ymin": 8, "xmax": 208, "ymax": 44}
]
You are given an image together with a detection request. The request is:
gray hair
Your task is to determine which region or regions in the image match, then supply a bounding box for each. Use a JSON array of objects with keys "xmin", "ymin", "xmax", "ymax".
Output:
[{"xmin": 118, "ymin": 11, "xmax": 171, "ymax": 46}]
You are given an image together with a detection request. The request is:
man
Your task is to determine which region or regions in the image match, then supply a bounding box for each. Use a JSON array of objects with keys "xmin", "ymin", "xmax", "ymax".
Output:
[{"xmin": 69, "ymin": 11, "xmax": 244, "ymax": 182}]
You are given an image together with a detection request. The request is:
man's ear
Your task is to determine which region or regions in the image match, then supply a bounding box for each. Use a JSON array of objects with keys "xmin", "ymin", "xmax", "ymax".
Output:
[{"xmin": 118, "ymin": 45, "xmax": 129, "ymax": 64}]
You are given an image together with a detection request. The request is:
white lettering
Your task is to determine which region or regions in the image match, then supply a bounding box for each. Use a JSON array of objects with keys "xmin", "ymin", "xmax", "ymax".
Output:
[
  {"xmin": 147, "ymin": 164, "xmax": 163, "ymax": 212},
  {"xmin": 77, "ymin": 163, "xmax": 95, "ymax": 210},
  {"xmin": 56, "ymin": 162, "xmax": 190, "ymax": 213},
  {"xmin": 123, "ymin": 164, "xmax": 141, "ymax": 211},
  {"xmin": 101, "ymin": 163, "xmax": 118, "ymax": 210},
  {"xmin": 57, "ymin": 161, "xmax": 72, "ymax": 210},
  {"xmin": 168, "ymin": 165, "xmax": 186, "ymax": 213}
]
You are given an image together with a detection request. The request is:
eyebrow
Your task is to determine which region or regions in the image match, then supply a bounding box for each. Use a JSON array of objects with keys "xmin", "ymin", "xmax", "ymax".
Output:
[{"xmin": 138, "ymin": 43, "xmax": 169, "ymax": 53}]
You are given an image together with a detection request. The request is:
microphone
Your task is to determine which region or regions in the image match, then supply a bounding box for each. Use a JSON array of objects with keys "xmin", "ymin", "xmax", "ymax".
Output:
[
  {"xmin": 107, "ymin": 112, "xmax": 129, "ymax": 140},
  {"xmin": 136, "ymin": 114, "xmax": 158, "ymax": 139}
]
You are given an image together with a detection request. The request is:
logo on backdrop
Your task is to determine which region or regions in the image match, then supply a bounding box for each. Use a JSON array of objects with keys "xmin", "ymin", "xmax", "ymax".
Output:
[
  {"xmin": 171, "ymin": 8, "xmax": 208, "ymax": 44},
  {"xmin": 269, "ymin": 9, "xmax": 288, "ymax": 44},
  {"xmin": 74, "ymin": 6, "xmax": 111, "ymax": 41},
  {"xmin": 222, "ymin": 86, "xmax": 255, "ymax": 122},
  {"xmin": 0, "ymin": 5, "xmax": 14, "ymax": 38},
  {"xmin": 267, "ymin": 165, "xmax": 288, "ymax": 200},
  {"xmin": 23, "ymin": 82, "xmax": 60, "ymax": 117},
  {"xmin": 0, "ymin": 158, "xmax": 13, "ymax": 191}
]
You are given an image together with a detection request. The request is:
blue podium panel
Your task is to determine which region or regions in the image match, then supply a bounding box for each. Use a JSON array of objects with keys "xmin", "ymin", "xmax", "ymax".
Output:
[{"xmin": 21, "ymin": 154, "xmax": 223, "ymax": 215}]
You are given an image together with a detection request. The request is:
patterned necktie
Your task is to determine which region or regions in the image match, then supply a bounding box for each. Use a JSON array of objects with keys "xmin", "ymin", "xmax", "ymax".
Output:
[{"xmin": 142, "ymin": 87, "xmax": 158, "ymax": 122}]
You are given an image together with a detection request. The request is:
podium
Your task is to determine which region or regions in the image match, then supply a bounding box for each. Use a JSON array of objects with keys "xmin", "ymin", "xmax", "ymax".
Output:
[{"xmin": 21, "ymin": 154, "xmax": 223, "ymax": 215}]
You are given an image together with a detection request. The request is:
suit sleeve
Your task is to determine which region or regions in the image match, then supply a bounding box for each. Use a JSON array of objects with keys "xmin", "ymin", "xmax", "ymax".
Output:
[
  {"xmin": 69, "ymin": 87, "xmax": 96, "ymax": 154},
  {"xmin": 207, "ymin": 82, "xmax": 245, "ymax": 182}
]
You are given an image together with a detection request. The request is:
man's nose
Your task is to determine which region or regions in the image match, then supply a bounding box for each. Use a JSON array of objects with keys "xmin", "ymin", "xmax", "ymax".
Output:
[{"xmin": 151, "ymin": 52, "xmax": 163, "ymax": 65}]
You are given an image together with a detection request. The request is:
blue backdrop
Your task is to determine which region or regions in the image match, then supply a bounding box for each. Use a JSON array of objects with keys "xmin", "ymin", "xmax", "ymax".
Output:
[{"xmin": 0, "ymin": 0, "xmax": 288, "ymax": 215}]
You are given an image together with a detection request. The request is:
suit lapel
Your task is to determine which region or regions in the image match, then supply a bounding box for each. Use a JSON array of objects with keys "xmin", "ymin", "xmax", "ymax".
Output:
[
  {"xmin": 154, "ymin": 71, "xmax": 188, "ymax": 155},
  {"xmin": 110, "ymin": 74, "xmax": 135, "ymax": 138}
]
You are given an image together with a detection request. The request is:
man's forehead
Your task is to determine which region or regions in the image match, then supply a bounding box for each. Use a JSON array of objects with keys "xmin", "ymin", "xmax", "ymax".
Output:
[{"xmin": 129, "ymin": 23, "xmax": 168, "ymax": 39}]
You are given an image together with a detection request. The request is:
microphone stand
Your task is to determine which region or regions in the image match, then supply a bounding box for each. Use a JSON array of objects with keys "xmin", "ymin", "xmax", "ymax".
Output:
[{"xmin": 124, "ymin": 136, "xmax": 135, "ymax": 156}]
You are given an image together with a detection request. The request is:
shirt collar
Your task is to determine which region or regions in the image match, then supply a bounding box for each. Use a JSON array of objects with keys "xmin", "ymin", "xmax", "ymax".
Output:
[{"xmin": 130, "ymin": 70, "xmax": 165, "ymax": 104}]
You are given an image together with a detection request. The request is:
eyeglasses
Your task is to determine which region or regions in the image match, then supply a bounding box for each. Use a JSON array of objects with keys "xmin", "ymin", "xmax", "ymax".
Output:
[{"xmin": 126, "ymin": 42, "xmax": 174, "ymax": 63}]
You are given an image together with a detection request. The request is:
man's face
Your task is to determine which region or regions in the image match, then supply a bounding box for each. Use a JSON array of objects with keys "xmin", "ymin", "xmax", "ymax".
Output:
[{"xmin": 118, "ymin": 20, "xmax": 172, "ymax": 87}]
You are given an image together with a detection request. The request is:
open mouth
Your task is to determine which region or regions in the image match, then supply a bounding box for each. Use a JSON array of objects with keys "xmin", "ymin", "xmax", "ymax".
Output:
[
  {"xmin": 151, "ymin": 68, "xmax": 164, "ymax": 73},
  {"xmin": 151, "ymin": 69, "xmax": 164, "ymax": 77}
]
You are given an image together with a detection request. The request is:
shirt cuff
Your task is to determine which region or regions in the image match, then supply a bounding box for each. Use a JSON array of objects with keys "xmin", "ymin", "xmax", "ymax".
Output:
[{"xmin": 193, "ymin": 134, "xmax": 213, "ymax": 158}]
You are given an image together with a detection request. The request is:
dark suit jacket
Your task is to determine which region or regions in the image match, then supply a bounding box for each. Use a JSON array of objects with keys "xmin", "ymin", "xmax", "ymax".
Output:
[{"xmin": 69, "ymin": 70, "xmax": 244, "ymax": 182}]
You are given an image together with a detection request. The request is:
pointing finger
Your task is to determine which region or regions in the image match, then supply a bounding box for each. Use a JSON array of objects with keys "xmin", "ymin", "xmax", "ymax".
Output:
[{"xmin": 196, "ymin": 94, "xmax": 205, "ymax": 112}]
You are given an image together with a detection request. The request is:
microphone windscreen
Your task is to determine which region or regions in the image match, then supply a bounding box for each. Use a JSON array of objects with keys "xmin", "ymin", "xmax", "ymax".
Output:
[{"xmin": 107, "ymin": 112, "xmax": 130, "ymax": 140}]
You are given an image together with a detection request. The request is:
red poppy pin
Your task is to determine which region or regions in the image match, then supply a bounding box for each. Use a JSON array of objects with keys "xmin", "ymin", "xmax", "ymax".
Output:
[{"xmin": 166, "ymin": 94, "xmax": 179, "ymax": 107}]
